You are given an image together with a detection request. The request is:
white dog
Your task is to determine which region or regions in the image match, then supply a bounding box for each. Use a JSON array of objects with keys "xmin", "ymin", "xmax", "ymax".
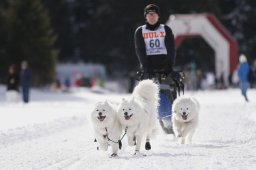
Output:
[
  {"xmin": 172, "ymin": 96, "xmax": 199, "ymax": 144},
  {"xmin": 91, "ymin": 101, "xmax": 122, "ymax": 157},
  {"xmin": 117, "ymin": 79, "xmax": 159, "ymax": 155}
]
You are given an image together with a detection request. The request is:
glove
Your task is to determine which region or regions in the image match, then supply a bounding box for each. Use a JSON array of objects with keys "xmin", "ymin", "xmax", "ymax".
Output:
[
  {"xmin": 136, "ymin": 70, "xmax": 144, "ymax": 80},
  {"xmin": 171, "ymin": 71, "xmax": 184, "ymax": 82}
]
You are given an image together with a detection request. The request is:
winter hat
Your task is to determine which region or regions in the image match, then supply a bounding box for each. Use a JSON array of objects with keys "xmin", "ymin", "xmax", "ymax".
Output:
[
  {"xmin": 239, "ymin": 54, "xmax": 247, "ymax": 63},
  {"xmin": 144, "ymin": 4, "xmax": 160, "ymax": 16}
]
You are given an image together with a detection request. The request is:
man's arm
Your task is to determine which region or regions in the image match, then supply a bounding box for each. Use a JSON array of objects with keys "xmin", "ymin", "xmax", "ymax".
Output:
[
  {"xmin": 134, "ymin": 27, "xmax": 148, "ymax": 71},
  {"xmin": 164, "ymin": 25, "xmax": 176, "ymax": 68}
]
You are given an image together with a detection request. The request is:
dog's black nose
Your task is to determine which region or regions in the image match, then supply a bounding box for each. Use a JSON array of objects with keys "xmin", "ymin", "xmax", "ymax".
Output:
[
  {"xmin": 182, "ymin": 112, "xmax": 186, "ymax": 115},
  {"xmin": 124, "ymin": 112, "xmax": 128, "ymax": 116},
  {"xmin": 99, "ymin": 112, "xmax": 102, "ymax": 116}
]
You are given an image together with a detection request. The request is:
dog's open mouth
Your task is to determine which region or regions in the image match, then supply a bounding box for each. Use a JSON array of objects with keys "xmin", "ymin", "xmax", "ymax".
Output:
[
  {"xmin": 97, "ymin": 115, "xmax": 106, "ymax": 121},
  {"xmin": 124, "ymin": 114, "xmax": 133, "ymax": 120},
  {"xmin": 182, "ymin": 115, "xmax": 187, "ymax": 120}
]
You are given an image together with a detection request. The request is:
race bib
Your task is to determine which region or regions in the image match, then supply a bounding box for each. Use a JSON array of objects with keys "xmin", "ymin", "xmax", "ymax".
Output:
[{"xmin": 142, "ymin": 24, "xmax": 167, "ymax": 55}]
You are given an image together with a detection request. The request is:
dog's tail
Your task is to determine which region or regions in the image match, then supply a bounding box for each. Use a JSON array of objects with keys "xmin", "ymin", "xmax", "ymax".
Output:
[{"xmin": 133, "ymin": 79, "xmax": 159, "ymax": 106}]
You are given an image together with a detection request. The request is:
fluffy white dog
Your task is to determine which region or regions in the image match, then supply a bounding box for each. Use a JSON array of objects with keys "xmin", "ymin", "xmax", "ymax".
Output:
[
  {"xmin": 117, "ymin": 79, "xmax": 159, "ymax": 155},
  {"xmin": 172, "ymin": 96, "xmax": 199, "ymax": 144},
  {"xmin": 91, "ymin": 101, "xmax": 122, "ymax": 157}
]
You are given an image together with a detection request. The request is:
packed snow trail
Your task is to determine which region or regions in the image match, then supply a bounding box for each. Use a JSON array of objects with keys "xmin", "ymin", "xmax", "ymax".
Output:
[{"xmin": 0, "ymin": 87, "xmax": 256, "ymax": 169}]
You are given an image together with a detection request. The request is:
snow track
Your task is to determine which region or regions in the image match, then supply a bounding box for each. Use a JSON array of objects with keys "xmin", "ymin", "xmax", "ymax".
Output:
[{"xmin": 0, "ymin": 88, "xmax": 256, "ymax": 169}]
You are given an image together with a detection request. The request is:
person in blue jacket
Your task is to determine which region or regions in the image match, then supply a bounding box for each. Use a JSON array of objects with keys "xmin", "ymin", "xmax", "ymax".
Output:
[
  {"xmin": 20, "ymin": 60, "xmax": 32, "ymax": 103},
  {"xmin": 237, "ymin": 54, "xmax": 250, "ymax": 102}
]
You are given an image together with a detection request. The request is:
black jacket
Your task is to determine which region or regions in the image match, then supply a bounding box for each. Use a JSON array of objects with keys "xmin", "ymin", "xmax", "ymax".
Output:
[
  {"xmin": 20, "ymin": 69, "xmax": 31, "ymax": 87},
  {"xmin": 7, "ymin": 73, "xmax": 19, "ymax": 91},
  {"xmin": 134, "ymin": 22, "xmax": 175, "ymax": 73}
]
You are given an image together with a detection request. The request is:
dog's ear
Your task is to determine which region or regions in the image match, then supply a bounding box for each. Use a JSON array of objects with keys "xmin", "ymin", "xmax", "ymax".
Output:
[
  {"xmin": 130, "ymin": 97, "xmax": 137, "ymax": 105},
  {"xmin": 104, "ymin": 100, "xmax": 110, "ymax": 106},
  {"xmin": 122, "ymin": 98, "xmax": 127, "ymax": 103},
  {"xmin": 132, "ymin": 97, "xmax": 136, "ymax": 102},
  {"xmin": 95, "ymin": 102, "xmax": 101, "ymax": 107}
]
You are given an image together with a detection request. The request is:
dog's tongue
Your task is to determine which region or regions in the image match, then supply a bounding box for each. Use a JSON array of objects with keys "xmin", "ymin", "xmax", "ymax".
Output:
[
  {"xmin": 124, "ymin": 114, "xmax": 133, "ymax": 120},
  {"xmin": 98, "ymin": 116, "xmax": 106, "ymax": 121},
  {"xmin": 182, "ymin": 115, "xmax": 187, "ymax": 120}
]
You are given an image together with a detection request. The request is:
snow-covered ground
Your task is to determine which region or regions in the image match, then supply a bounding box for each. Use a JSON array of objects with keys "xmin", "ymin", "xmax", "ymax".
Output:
[{"xmin": 0, "ymin": 85, "xmax": 256, "ymax": 170}]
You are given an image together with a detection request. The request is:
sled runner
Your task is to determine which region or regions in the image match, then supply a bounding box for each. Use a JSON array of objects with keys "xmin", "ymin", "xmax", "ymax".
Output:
[{"xmin": 137, "ymin": 69, "xmax": 185, "ymax": 134}]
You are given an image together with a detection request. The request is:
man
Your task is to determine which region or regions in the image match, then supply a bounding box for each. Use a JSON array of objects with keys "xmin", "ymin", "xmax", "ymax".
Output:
[
  {"xmin": 20, "ymin": 60, "xmax": 31, "ymax": 103},
  {"xmin": 134, "ymin": 4, "xmax": 175, "ymax": 77},
  {"xmin": 238, "ymin": 54, "xmax": 250, "ymax": 102},
  {"xmin": 134, "ymin": 4, "xmax": 178, "ymax": 135}
]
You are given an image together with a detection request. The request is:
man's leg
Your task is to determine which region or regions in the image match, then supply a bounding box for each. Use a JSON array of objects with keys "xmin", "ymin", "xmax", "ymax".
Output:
[{"xmin": 22, "ymin": 86, "xmax": 30, "ymax": 103}]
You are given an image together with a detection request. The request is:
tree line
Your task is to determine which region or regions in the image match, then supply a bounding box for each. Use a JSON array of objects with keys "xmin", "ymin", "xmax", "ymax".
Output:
[
  {"xmin": 0, "ymin": 0, "xmax": 57, "ymax": 86},
  {"xmin": 0, "ymin": 0, "xmax": 255, "ymax": 85}
]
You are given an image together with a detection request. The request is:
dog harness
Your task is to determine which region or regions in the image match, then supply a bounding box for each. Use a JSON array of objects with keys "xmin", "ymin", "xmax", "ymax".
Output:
[{"xmin": 103, "ymin": 127, "xmax": 128, "ymax": 150}]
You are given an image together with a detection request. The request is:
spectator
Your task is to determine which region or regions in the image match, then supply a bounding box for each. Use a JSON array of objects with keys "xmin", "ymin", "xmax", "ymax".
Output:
[
  {"xmin": 237, "ymin": 54, "xmax": 250, "ymax": 102},
  {"xmin": 6, "ymin": 64, "xmax": 20, "ymax": 102},
  {"xmin": 20, "ymin": 60, "xmax": 32, "ymax": 103},
  {"xmin": 52, "ymin": 78, "xmax": 62, "ymax": 91},
  {"xmin": 63, "ymin": 77, "xmax": 71, "ymax": 92},
  {"xmin": 75, "ymin": 74, "xmax": 83, "ymax": 87}
]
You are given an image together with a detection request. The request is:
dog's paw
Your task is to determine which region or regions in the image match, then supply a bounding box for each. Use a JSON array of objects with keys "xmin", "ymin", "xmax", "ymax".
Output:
[
  {"xmin": 185, "ymin": 139, "xmax": 192, "ymax": 145},
  {"xmin": 181, "ymin": 138, "xmax": 185, "ymax": 144},
  {"xmin": 176, "ymin": 133, "xmax": 182, "ymax": 138},
  {"xmin": 110, "ymin": 153, "xmax": 118, "ymax": 158},
  {"xmin": 145, "ymin": 142, "xmax": 151, "ymax": 150},
  {"xmin": 133, "ymin": 151, "xmax": 146, "ymax": 157}
]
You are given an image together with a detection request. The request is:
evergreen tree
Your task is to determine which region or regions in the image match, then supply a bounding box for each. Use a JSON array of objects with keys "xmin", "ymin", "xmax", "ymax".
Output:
[
  {"xmin": 220, "ymin": 0, "xmax": 256, "ymax": 61},
  {"xmin": 79, "ymin": 0, "xmax": 221, "ymax": 73},
  {"xmin": 42, "ymin": 0, "xmax": 256, "ymax": 74},
  {"xmin": 9, "ymin": 0, "xmax": 58, "ymax": 86},
  {"xmin": 42, "ymin": 0, "xmax": 77, "ymax": 61},
  {"xmin": 0, "ymin": 0, "xmax": 11, "ymax": 83},
  {"xmin": 81, "ymin": 0, "xmax": 175, "ymax": 73}
]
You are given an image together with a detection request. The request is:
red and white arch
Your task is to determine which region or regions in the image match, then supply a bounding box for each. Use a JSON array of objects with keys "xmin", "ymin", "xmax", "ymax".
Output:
[{"xmin": 166, "ymin": 13, "xmax": 238, "ymax": 84}]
